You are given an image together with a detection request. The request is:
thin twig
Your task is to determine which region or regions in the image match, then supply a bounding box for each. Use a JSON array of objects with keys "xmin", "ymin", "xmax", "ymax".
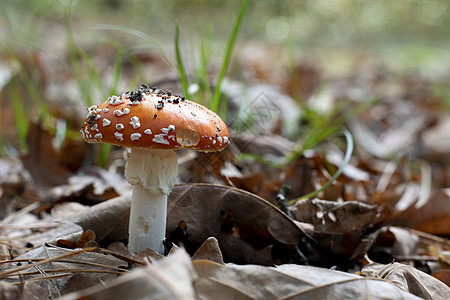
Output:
[
  {"xmin": 0, "ymin": 258, "xmax": 128, "ymax": 272},
  {"xmin": 11, "ymin": 268, "xmax": 125, "ymax": 278},
  {"xmin": 98, "ymin": 248, "xmax": 146, "ymax": 266},
  {"xmin": 0, "ymin": 247, "xmax": 97, "ymax": 279},
  {"xmin": 0, "ymin": 241, "xmax": 29, "ymax": 249}
]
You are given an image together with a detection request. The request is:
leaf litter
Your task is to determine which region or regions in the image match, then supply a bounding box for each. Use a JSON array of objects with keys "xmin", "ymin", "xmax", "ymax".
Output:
[{"xmin": 1, "ymin": 21, "xmax": 450, "ymax": 300}]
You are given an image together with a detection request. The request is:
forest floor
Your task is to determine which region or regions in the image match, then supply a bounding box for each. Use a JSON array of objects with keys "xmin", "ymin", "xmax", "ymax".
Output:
[{"xmin": 0, "ymin": 1, "xmax": 449, "ymax": 299}]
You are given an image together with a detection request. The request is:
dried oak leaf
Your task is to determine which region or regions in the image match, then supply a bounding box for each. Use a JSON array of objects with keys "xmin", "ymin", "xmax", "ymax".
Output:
[
  {"xmin": 290, "ymin": 199, "xmax": 378, "ymax": 234},
  {"xmin": 57, "ymin": 229, "xmax": 98, "ymax": 249},
  {"xmin": 62, "ymin": 248, "xmax": 197, "ymax": 300},
  {"xmin": 66, "ymin": 195, "xmax": 131, "ymax": 243},
  {"xmin": 289, "ymin": 199, "xmax": 378, "ymax": 265},
  {"xmin": 399, "ymin": 189, "xmax": 450, "ymax": 236},
  {"xmin": 26, "ymin": 221, "xmax": 84, "ymax": 248},
  {"xmin": 167, "ymin": 183, "xmax": 308, "ymax": 265},
  {"xmin": 193, "ymin": 260, "xmax": 421, "ymax": 300},
  {"xmin": 1, "ymin": 246, "xmax": 128, "ymax": 296},
  {"xmin": 355, "ymin": 226, "xmax": 420, "ymax": 264},
  {"xmin": 361, "ymin": 262, "xmax": 450, "ymax": 299},
  {"xmin": 191, "ymin": 237, "xmax": 224, "ymax": 264}
]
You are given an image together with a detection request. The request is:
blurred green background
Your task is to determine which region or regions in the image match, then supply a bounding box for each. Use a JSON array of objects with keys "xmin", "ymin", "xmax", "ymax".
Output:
[
  {"xmin": 1, "ymin": 0, "xmax": 449, "ymax": 157},
  {"xmin": 3, "ymin": 0, "xmax": 449, "ymax": 70}
]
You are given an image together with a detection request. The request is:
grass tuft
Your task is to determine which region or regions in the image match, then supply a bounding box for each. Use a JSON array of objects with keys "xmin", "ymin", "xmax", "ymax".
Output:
[
  {"xmin": 211, "ymin": 0, "xmax": 249, "ymax": 117},
  {"xmin": 174, "ymin": 24, "xmax": 190, "ymax": 99},
  {"xmin": 289, "ymin": 128, "xmax": 354, "ymax": 205}
]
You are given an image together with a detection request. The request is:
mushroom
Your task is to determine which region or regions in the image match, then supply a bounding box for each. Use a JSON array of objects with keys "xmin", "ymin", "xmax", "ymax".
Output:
[{"xmin": 80, "ymin": 85, "xmax": 230, "ymax": 253}]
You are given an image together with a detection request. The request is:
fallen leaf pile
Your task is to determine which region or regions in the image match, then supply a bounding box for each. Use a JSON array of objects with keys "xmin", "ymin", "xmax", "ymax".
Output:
[{"xmin": 1, "ymin": 21, "xmax": 449, "ymax": 300}]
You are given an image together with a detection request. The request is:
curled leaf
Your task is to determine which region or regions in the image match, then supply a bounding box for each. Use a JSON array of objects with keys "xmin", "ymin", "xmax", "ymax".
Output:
[
  {"xmin": 193, "ymin": 260, "xmax": 421, "ymax": 299},
  {"xmin": 167, "ymin": 183, "xmax": 308, "ymax": 265},
  {"xmin": 362, "ymin": 262, "xmax": 450, "ymax": 299}
]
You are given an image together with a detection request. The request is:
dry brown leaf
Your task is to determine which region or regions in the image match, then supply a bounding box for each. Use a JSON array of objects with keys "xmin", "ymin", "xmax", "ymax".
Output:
[
  {"xmin": 21, "ymin": 122, "xmax": 70, "ymax": 191},
  {"xmin": 106, "ymin": 242, "xmax": 133, "ymax": 260},
  {"xmin": 384, "ymin": 227, "xmax": 419, "ymax": 257},
  {"xmin": 0, "ymin": 245, "xmax": 127, "ymax": 297},
  {"xmin": 355, "ymin": 226, "xmax": 422, "ymax": 265},
  {"xmin": 59, "ymin": 273, "xmax": 99, "ymax": 296},
  {"xmin": 57, "ymin": 229, "xmax": 98, "ymax": 249},
  {"xmin": 67, "ymin": 195, "xmax": 131, "ymax": 243},
  {"xmin": 48, "ymin": 167, "xmax": 129, "ymax": 204},
  {"xmin": 56, "ymin": 138, "xmax": 89, "ymax": 173},
  {"xmin": 192, "ymin": 237, "xmax": 224, "ymax": 264},
  {"xmin": 432, "ymin": 270, "xmax": 450, "ymax": 287},
  {"xmin": 63, "ymin": 248, "xmax": 197, "ymax": 300},
  {"xmin": 26, "ymin": 221, "xmax": 84, "ymax": 248},
  {"xmin": 193, "ymin": 260, "xmax": 421, "ymax": 300},
  {"xmin": 428, "ymin": 244, "xmax": 450, "ymax": 266},
  {"xmin": 0, "ymin": 209, "xmax": 83, "ymax": 255},
  {"xmin": 167, "ymin": 183, "xmax": 309, "ymax": 265},
  {"xmin": 363, "ymin": 226, "xmax": 420, "ymax": 262},
  {"xmin": 290, "ymin": 199, "xmax": 378, "ymax": 265},
  {"xmin": 133, "ymin": 247, "xmax": 165, "ymax": 263},
  {"xmin": 393, "ymin": 188, "xmax": 450, "ymax": 235},
  {"xmin": 361, "ymin": 262, "xmax": 450, "ymax": 299},
  {"xmin": 283, "ymin": 150, "xmax": 372, "ymax": 202},
  {"xmin": 422, "ymin": 113, "xmax": 450, "ymax": 154},
  {"xmin": 227, "ymin": 172, "xmax": 266, "ymax": 196},
  {"xmin": 232, "ymin": 132, "xmax": 295, "ymax": 158},
  {"xmin": 0, "ymin": 281, "xmax": 48, "ymax": 300},
  {"xmin": 51, "ymin": 202, "xmax": 89, "ymax": 220},
  {"xmin": 349, "ymin": 108, "xmax": 426, "ymax": 158},
  {"xmin": 283, "ymin": 155, "xmax": 315, "ymax": 200},
  {"xmin": 0, "ymin": 158, "xmax": 31, "ymax": 189},
  {"xmin": 289, "ymin": 198, "xmax": 378, "ymax": 233},
  {"xmin": 0, "ymin": 158, "xmax": 39, "ymax": 218},
  {"xmin": 285, "ymin": 60, "xmax": 321, "ymax": 99}
]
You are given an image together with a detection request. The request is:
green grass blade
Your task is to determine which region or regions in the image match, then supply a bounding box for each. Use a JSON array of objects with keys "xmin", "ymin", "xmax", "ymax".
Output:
[
  {"xmin": 211, "ymin": 0, "xmax": 249, "ymax": 115},
  {"xmin": 174, "ymin": 24, "xmax": 189, "ymax": 98},
  {"xmin": 98, "ymin": 143, "xmax": 112, "ymax": 168},
  {"xmin": 9, "ymin": 81, "xmax": 29, "ymax": 150},
  {"xmin": 199, "ymin": 29, "xmax": 213, "ymax": 105},
  {"xmin": 235, "ymin": 152, "xmax": 284, "ymax": 169},
  {"xmin": 1, "ymin": 46, "xmax": 49, "ymax": 117},
  {"xmin": 288, "ymin": 128, "xmax": 354, "ymax": 205},
  {"xmin": 78, "ymin": 49, "xmax": 107, "ymax": 96},
  {"xmin": 107, "ymin": 46, "xmax": 125, "ymax": 96},
  {"xmin": 65, "ymin": 10, "xmax": 92, "ymax": 106}
]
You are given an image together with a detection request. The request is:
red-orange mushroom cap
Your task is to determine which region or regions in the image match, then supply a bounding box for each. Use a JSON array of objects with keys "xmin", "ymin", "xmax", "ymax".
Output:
[{"xmin": 80, "ymin": 85, "xmax": 230, "ymax": 151}]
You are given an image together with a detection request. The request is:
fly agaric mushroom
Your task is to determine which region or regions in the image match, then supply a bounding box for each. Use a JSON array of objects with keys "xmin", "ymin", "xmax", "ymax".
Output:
[{"xmin": 81, "ymin": 85, "xmax": 230, "ymax": 253}]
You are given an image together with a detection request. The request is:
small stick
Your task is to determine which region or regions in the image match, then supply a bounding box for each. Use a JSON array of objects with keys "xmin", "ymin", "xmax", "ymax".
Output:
[
  {"xmin": 0, "ymin": 247, "xmax": 97, "ymax": 279},
  {"xmin": 97, "ymin": 248, "xmax": 146, "ymax": 266},
  {"xmin": 0, "ymin": 258, "xmax": 129, "ymax": 272}
]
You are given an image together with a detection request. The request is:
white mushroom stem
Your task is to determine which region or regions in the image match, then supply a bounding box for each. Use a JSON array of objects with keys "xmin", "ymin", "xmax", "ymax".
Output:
[{"xmin": 125, "ymin": 148, "xmax": 178, "ymax": 254}]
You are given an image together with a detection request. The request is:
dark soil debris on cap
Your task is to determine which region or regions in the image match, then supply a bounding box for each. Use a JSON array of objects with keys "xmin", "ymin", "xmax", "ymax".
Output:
[
  {"xmin": 129, "ymin": 90, "xmax": 143, "ymax": 102},
  {"xmin": 139, "ymin": 84, "xmax": 151, "ymax": 94}
]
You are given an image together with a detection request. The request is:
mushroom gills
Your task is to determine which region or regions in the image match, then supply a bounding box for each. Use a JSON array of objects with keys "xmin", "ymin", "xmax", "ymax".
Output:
[{"xmin": 176, "ymin": 128, "xmax": 200, "ymax": 147}]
